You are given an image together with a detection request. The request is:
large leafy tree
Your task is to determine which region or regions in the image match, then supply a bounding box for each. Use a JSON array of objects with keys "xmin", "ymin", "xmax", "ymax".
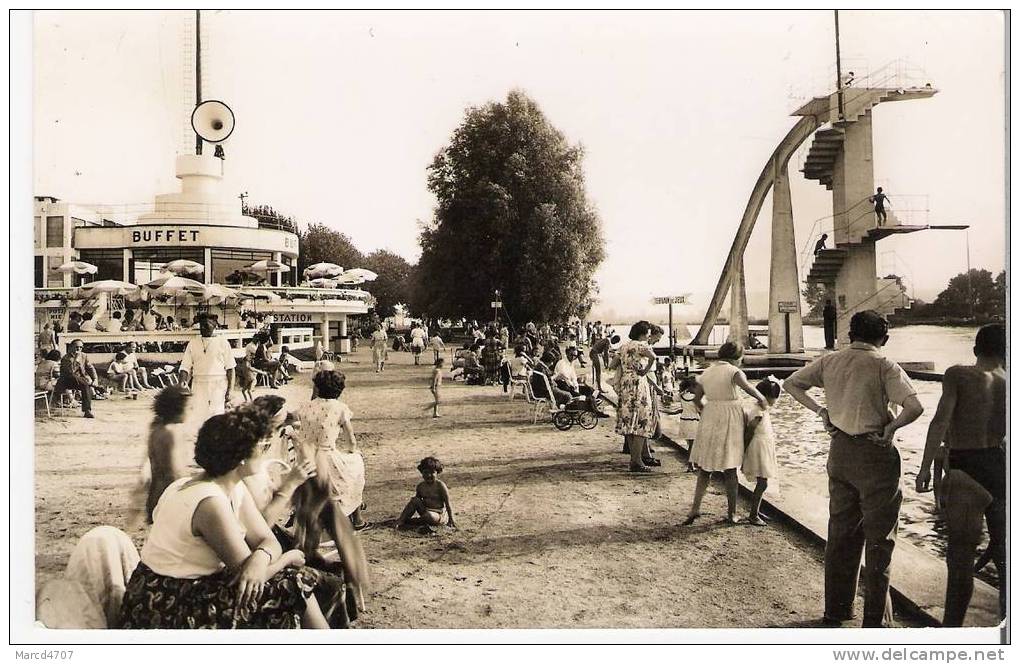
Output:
[
  {"xmin": 801, "ymin": 282, "xmax": 827, "ymax": 319},
  {"xmin": 416, "ymin": 90, "xmax": 606, "ymax": 324},
  {"xmin": 931, "ymin": 269, "xmax": 1005, "ymax": 319},
  {"xmin": 363, "ymin": 249, "xmax": 413, "ymax": 318},
  {"xmin": 297, "ymin": 223, "xmax": 365, "ymax": 277}
]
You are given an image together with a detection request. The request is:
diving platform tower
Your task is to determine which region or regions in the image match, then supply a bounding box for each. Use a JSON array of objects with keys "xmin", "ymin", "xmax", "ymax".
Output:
[{"xmin": 692, "ymin": 82, "xmax": 937, "ymax": 350}]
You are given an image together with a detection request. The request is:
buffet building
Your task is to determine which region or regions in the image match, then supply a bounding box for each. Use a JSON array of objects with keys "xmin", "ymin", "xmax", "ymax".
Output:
[{"xmin": 34, "ymin": 153, "xmax": 369, "ymax": 355}]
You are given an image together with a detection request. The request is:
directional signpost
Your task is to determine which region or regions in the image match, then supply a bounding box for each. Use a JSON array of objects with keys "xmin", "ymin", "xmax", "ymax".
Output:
[
  {"xmin": 777, "ymin": 300, "xmax": 798, "ymax": 353},
  {"xmin": 651, "ymin": 294, "xmax": 691, "ymax": 359}
]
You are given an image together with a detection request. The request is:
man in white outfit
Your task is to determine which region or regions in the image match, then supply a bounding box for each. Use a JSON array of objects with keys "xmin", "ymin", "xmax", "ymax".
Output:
[{"xmin": 179, "ymin": 315, "xmax": 236, "ymax": 426}]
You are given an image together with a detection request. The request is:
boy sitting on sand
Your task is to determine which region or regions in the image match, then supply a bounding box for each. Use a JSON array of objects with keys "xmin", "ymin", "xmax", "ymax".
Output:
[{"xmin": 397, "ymin": 456, "xmax": 457, "ymax": 534}]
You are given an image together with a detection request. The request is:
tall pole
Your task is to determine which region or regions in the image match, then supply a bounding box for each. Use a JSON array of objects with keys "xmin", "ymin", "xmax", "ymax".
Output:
[
  {"xmin": 834, "ymin": 10, "xmax": 844, "ymax": 121},
  {"xmin": 966, "ymin": 230, "xmax": 974, "ymax": 320},
  {"xmin": 194, "ymin": 10, "xmax": 203, "ymax": 155}
]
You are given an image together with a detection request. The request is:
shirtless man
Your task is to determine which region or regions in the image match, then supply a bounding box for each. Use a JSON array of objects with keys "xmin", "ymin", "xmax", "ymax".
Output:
[
  {"xmin": 916, "ymin": 323, "xmax": 1006, "ymax": 625},
  {"xmin": 870, "ymin": 187, "xmax": 890, "ymax": 226}
]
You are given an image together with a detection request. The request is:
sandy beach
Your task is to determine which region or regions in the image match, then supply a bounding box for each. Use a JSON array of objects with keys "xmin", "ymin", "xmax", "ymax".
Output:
[{"xmin": 35, "ymin": 347, "xmax": 901, "ymax": 629}]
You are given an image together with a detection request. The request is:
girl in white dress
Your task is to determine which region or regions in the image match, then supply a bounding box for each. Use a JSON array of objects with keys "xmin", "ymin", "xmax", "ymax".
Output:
[
  {"xmin": 295, "ymin": 370, "xmax": 369, "ymax": 529},
  {"xmin": 741, "ymin": 378, "xmax": 781, "ymax": 526},
  {"xmin": 684, "ymin": 341, "xmax": 768, "ymax": 525}
]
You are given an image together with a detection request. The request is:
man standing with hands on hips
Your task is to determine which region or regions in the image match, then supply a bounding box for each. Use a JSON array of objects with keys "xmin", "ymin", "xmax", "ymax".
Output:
[
  {"xmin": 179, "ymin": 314, "xmax": 236, "ymax": 426},
  {"xmin": 784, "ymin": 310, "xmax": 924, "ymax": 628}
]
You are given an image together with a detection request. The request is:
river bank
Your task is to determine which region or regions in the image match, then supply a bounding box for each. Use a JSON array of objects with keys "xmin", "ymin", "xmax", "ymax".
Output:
[{"xmin": 34, "ymin": 347, "xmax": 926, "ymax": 628}]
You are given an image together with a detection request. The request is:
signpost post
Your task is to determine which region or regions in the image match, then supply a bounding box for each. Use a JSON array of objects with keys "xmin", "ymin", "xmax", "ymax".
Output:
[
  {"xmin": 777, "ymin": 300, "xmax": 798, "ymax": 353},
  {"xmin": 491, "ymin": 289, "xmax": 502, "ymax": 327},
  {"xmin": 652, "ymin": 295, "xmax": 690, "ymax": 360}
]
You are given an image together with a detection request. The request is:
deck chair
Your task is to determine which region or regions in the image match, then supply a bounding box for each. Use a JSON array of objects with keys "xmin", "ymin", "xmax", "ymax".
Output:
[
  {"xmin": 508, "ymin": 373, "xmax": 531, "ymax": 401},
  {"xmin": 35, "ymin": 390, "xmax": 51, "ymax": 417},
  {"xmin": 529, "ymin": 371, "xmax": 562, "ymax": 424}
]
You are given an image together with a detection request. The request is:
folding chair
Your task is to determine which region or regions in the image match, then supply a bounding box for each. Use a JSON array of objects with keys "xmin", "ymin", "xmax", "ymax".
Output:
[
  {"xmin": 508, "ymin": 370, "xmax": 532, "ymax": 402},
  {"xmin": 35, "ymin": 391, "xmax": 51, "ymax": 417},
  {"xmin": 529, "ymin": 371, "xmax": 562, "ymax": 424}
]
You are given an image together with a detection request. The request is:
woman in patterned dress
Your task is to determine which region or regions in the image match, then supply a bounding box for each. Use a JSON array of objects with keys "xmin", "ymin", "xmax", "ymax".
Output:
[
  {"xmin": 118, "ymin": 407, "xmax": 330, "ymax": 629},
  {"xmin": 611, "ymin": 321, "xmax": 660, "ymax": 472}
]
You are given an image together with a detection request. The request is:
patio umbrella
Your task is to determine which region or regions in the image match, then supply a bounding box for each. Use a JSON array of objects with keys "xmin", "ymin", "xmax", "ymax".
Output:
[
  {"xmin": 162, "ymin": 259, "xmax": 205, "ymax": 276},
  {"xmin": 237, "ymin": 289, "xmax": 280, "ymax": 315},
  {"xmin": 196, "ymin": 284, "xmax": 240, "ymax": 323},
  {"xmin": 243, "ymin": 259, "xmax": 290, "ymax": 287},
  {"xmin": 334, "ymin": 272, "xmax": 366, "ymax": 285},
  {"xmin": 78, "ymin": 280, "xmax": 140, "ymax": 296},
  {"xmin": 56, "ymin": 260, "xmax": 99, "ymax": 286},
  {"xmin": 303, "ymin": 262, "xmax": 343, "ymax": 279},
  {"xmin": 341, "ymin": 268, "xmax": 378, "ymax": 282},
  {"xmin": 144, "ymin": 276, "xmax": 206, "ymax": 321}
]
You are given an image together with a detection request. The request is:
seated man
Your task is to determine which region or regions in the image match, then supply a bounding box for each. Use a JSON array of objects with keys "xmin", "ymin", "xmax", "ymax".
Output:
[
  {"xmin": 54, "ymin": 339, "xmax": 96, "ymax": 418},
  {"xmin": 552, "ymin": 347, "xmax": 595, "ymax": 400},
  {"xmin": 530, "ymin": 352, "xmax": 571, "ymax": 407}
]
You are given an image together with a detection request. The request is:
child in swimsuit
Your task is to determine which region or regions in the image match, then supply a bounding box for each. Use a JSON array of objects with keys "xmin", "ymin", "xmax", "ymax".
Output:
[{"xmin": 396, "ymin": 456, "xmax": 456, "ymax": 533}]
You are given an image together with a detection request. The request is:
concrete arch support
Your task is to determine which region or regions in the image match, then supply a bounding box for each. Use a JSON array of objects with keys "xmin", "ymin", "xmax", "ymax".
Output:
[
  {"xmin": 693, "ymin": 115, "xmax": 819, "ymax": 345},
  {"xmin": 767, "ymin": 162, "xmax": 804, "ymax": 353}
]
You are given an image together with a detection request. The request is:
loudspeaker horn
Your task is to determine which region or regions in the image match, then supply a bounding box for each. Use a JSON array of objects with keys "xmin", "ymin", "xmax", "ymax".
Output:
[{"xmin": 191, "ymin": 100, "xmax": 235, "ymax": 143}]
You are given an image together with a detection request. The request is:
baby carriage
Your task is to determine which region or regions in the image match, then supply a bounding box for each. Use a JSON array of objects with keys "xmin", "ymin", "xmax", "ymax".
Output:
[{"xmin": 552, "ymin": 395, "xmax": 600, "ymax": 431}]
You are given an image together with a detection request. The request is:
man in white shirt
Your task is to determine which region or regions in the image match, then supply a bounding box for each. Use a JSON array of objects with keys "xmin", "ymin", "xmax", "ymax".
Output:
[
  {"xmin": 553, "ymin": 348, "xmax": 596, "ymax": 402},
  {"xmin": 79, "ymin": 313, "xmax": 98, "ymax": 332},
  {"xmin": 179, "ymin": 315, "xmax": 236, "ymax": 426}
]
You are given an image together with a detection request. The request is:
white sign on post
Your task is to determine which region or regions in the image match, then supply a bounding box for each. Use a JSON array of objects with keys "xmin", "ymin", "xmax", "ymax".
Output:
[
  {"xmin": 778, "ymin": 301, "xmax": 798, "ymax": 313},
  {"xmin": 490, "ymin": 301, "xmax": 502, "ymax": 308},
  {"xmin": 652, "ymin": 295, "xmax": 690, "ymax": 305}
]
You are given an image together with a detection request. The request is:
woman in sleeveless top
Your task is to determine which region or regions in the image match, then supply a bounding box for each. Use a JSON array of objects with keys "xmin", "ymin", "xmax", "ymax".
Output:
[
  {"xmin": 118, "ymin": 407, "xmax": 330, "ymax": 629},
  {"xmin": 683, "ymin": 341, "xmax": 768, "ymax": 525}
]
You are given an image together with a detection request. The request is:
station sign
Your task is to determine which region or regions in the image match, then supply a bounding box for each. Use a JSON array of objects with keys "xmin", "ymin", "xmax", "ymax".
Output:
[
  {"xmin": 652, "ymin": 295, "xmax": 690, "ymax": 305},
  {"xmin": 490, "ymin": 301, "xmax": 503, "ymax": 308},
  {"xmin": 777, "ymin": 301, "xmax": 799, "ymax": 313}
]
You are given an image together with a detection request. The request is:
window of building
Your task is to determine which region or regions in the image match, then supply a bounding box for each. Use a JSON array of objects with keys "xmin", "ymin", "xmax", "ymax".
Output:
[
  {"xmin": 282, "ymin": 255, "xmax": 297, "ymax": 286},
  {"xmin": 34, "ymin": 216, "xmax": 41, "ymax": 249},
  {"xmin": 46, "ymin": 216, "xmax": 65, "ymax": 248},
  {"xmin": 78, "ymin": 249, "xmax": 124, "ymax": 283},
  {"xmin": 210, "ymin": 249, "xmax": 273, "ymax": 286},
  {"xmin": 131, "ymin": 247, "xmax": 205, "ymax": 285},
  {"xmin": 35, "ymin": 256, "xmax": 43, "ymax": 288},
  {"xmin": 47, "ymin": 260, "xmax": 66, "ymax": 287}
]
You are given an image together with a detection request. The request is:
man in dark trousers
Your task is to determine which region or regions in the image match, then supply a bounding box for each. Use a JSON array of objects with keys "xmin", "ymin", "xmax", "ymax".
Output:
[
  {"xmin": 870, "ymin": 187, "xmax": 889, "ymax": 226},
  {"xmin": 785, "ymin": 311, "xmax": 924, "ymax": 627},
  {"xmin": 55, "ymin": 339, "xmax": 95, "ymax": 418},
  {"xmin": 823, "ymin": 299, "xmax": 838, "ymax": 350}
]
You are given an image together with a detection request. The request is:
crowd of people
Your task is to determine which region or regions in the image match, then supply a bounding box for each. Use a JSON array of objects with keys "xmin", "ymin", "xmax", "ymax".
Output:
[{"xmin": 37, "ymin": 308, "xmax": 1005, "ymax": 630}]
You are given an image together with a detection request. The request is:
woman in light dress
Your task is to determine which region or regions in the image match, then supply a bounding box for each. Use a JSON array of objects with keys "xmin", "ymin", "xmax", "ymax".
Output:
[
  {"xmin": 611, "ymin": 321, "xmax": 660, "ymax": 472},
  {"xmin": 370, "ymin": 325, "xmax": 388, "ymax": 373},
  {"xmin": 683, "ymin": 341, "xmax": 767, "ymax": 525}
]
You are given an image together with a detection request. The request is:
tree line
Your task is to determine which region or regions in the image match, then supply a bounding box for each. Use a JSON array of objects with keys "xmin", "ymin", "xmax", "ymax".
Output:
[{"xmin": 803, "ymin": 269, "xmax": 1006, "ymax": 323}]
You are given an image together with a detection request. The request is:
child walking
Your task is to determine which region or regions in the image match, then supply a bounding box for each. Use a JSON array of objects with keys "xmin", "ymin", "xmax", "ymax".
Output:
[
  {"xmin": 741, "ymin": 378, "xmax": 781, "ymax": 526},
  {"xmin": 430, "ymin": 358, "xmax": 444, "ymax": 418},
  {"xmin": 397, "ymin": 456, "xmax": 456, "ymax": 533}
]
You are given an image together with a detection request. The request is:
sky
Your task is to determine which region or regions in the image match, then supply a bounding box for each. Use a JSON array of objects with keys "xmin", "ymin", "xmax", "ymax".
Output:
[{"xmin": 32, "ymin": 10, "xmax": 1007, "ymax": 322}]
